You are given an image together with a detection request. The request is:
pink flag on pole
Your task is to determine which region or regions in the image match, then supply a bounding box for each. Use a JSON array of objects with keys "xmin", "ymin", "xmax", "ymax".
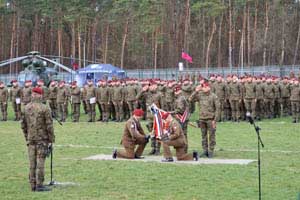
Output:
[{"xmin": 181, "ymin": 52, "xmax": 193, "ymax": 63}]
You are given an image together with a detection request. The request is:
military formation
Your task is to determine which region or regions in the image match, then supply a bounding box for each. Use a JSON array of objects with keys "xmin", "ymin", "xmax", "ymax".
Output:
[{"xmin": 8, "ymin": 73, "xmax": 300, "ymax": 191}]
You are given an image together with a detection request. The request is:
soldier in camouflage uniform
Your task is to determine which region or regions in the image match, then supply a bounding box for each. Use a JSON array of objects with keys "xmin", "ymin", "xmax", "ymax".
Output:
[
  {"xmin": 125, "ymin": 79, "xmax": 138, "ymax": 116},
  {"xmin": 165, "ymin": 81, "xmax": 175, "ymax": 111},
  {"xmin": 136, "ymin": 81, "xmax": 163, "ymax": 155},
  {"xmin": 290, "ymin": 79, "xmax": 300, "ymax": 123},
  {"xmin": 64, "ymin": 83, "xmax": 71, "ymax": 117},
  {"xmin": 0, "ymin": 81, "xmax": 8, "ymax": 121},
  {"xmin": 212, "ymin": 75, "xmax": 226, "ymax": 122},
  {"xmin": 112, "ymin": 80, "xmax": 125, "ymax": 122},
  {"xmin": 228, "ymin": 76, "xmax": 241, "ymax": 122},
  {"xmin": 56, "ymin": 81, "xmax": 68, "ymax": 122},
  {"xmin": 273, "ymin": 78, "xmax": 281, "ymax": 118},
  {"xmin": 264, "ymin": 78, "xmax": 275, "ymax": 118},
  {"xmin": 86, "ymin": 80, "xmax": 96, "ymax": 122},
  {"xmin": 70, "ymin": 81, "xmax": 81, "ymax": 122},
  {"xmin": 244, "ymin": 76, "xmax": 257, "ymax": 118},
  {"xmin": 224, "ymin": 75, "xmax": 232, "ymax": 121},
  {"xmin": 21, "ymin": 87, "xmax": 54, "ymax": 192},
  {"xmin": 255, "ymin": 77, "xmax": 265, "ymax": 120},
  {"xmin": 189, "ymin": 82, "xmax": 220, "ymax": 158},
  {"xmin": 108, "ymin": 81, "xmax": 116, "ymax": 121},
  {"xmin": 279, "ymin": 77, "xmax": 291, "ymax": 116},
  {"xmin": 37, "ymin": 80, "xmax": 48, "ymax": 105},
  {"xmin": 48, "ymin": 81, "xmax": 58, "ymax": 117},
  {"xmin": 21, "ymin": 80, "xmax": 32, "ymax": 106},
  {"xmin": 10, "ymin": 80, "xmax": 22, "ymax": 121},
  {"xmin": 97, "ymin": 81, "xmax": 110, "ymax": 122},
  {"xmin": 95, "ymin": 80, "xmax": 103, "ymax": 121},
  {"xmin": 81, "ymin": 84, "xmax": 89, "ymax": 114},
  {"xmin": 173, "ymin": 86, "xmax": 190, "ymax": 153}
]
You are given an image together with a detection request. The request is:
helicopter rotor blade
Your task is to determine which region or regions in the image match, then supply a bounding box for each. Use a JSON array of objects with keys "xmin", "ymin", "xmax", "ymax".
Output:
[
  {"xmin": 36, "ymin": 56, "xmax": 76, "ymax": 74},
  {"xmin": 0, "ymin": 56, "xmax": 29, "ymax": 68}
]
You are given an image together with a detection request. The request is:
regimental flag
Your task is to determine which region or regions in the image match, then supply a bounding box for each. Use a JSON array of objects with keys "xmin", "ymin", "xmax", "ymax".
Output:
[
  {"xmin": 175, "ymin": 108, "xmax": 189, "ymax": 124},
  {"xmin": 150, "ymin": 104, "xmax": 168, "ymax": 139},
  {"xmin": 181, "ymin": 52, "xmax": 193, "ymax": 63}
]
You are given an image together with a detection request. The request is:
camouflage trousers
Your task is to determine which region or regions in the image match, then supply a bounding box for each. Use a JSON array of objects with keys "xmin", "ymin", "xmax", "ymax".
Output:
[
  {"xmin": 0, "ymin": 102, "xmax": 7, "ymax": 121},
  {"xmin": 291, "ymin": 101, "xmax": 300, "ymax": 122},
  {"xmin": 71, "ymin": 103, "xmax": 81, "ymax": 122},
  {"xmin": 244, "ymin": 99, "xmax": 256, "ymax": 118},
  {"xmin": 12, "ymin": 101, "xmax": 21, "ymax": 120},
  {"xmin": 216, "ymin": 99, "xmax": 225, "ymax": 121},
  {"xmin": 162, "ymin": 137, "xmax": 193, "ymax": 160},
  {"xmin": 96, "ymin": 102, "xmax": 103, "ymax": 121},
  {"xmin": 264, "ymin": 99, "xmax": 275, "ymax": 118},
  {"xmin": 199, "ymin": 119, "xmax": 216, "ymax": 153},
  {"xmin": 146, "ymin": 114, "xmax": 161, "ymax": 154},
  {"xmin": 87, "ymin": 102, "xmax": 96, "ymax": 122},
  {"xmin": 113, "ymin": 101, "xmax": 124, "ymax": 121},
  {"xmin": 27, "ymin": 143, "xmax": 48, "ymax": 188},
  {"xmin": 255, "ymin": 99, "xmax": 265, "ymax": 119},
  {"xmin": 281, "ymin": 97, "xmax": 291, "ymax": 116},
  {"xmin": 82, "ymin": 100, "xmax": 89, "ymax": 114},
  {"xmin": 48, "ymin": 99, "xmax": 57, "ymax": 117},
  {"xmin": 57, "ymin": 102, "xmax": 66, "ymax": 121},
  {"xmin": 230, "ymin": 100, "xmax": 240, "ymax": 121},
  {"xmin": 100, "ymin": 102, "xmax": 109, "ymax": 121}
]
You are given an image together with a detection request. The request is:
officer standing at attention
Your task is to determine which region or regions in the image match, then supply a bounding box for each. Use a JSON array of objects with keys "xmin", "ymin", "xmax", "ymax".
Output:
[{"xmin": 21, "ymin": 87, "xmax": 55, "ymax": 192}]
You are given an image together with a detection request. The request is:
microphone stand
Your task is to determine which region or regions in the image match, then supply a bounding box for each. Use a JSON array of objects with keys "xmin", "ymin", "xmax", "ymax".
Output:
[{"xmin": 247, "ymin": 113, "xmax": 264, "ymax": 200}]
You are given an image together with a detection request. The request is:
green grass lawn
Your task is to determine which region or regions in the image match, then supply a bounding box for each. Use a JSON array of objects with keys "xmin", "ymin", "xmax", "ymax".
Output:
[{"xmin": 0, "ymin": 104, "xmax": 300, "ymax": 200}]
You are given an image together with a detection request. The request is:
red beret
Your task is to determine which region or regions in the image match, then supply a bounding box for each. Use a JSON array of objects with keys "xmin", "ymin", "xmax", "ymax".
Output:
[
  {"xmin": 133, "ymin": 109, "xmax": 144, "ymax": 117},
  {"xmin": 0, "ymin": 81, "xmax": 3, "ymax": 84},
  {"xmin": 11, "ymin": 80, "xmax": 17, "ymax": 83},
  {"xmin": 202, "ymin": 82, "xmax": 210, "ymax": 88},
  {"xmin": 25, "ymin": 80, "xmax": 32, "ymax": 83},
  {"xmin": 59, "ymin": 80, "xmax": 65, "ymax": 84},
  {"xmin": 32, "ymin": 87, "xmax": 43, "ymax": 95},
  {"xmin": 37, "ymin": 79, "xmax": 44, "ymax": 83},
  {"xmin": 161, "ymin": 112, "xmax": 170, "ymax": 120}
]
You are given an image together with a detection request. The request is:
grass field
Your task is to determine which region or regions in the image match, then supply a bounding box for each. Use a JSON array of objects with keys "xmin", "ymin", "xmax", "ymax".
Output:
[{"xmin": 0, "ymin": 105, "xmax": 300, "ymax": 200}]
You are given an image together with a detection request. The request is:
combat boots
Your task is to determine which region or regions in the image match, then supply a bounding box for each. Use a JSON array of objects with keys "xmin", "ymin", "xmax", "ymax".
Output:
[
  {"xmin": 208, "ymin": 151, "xmax": 214, "ymax": 158},
  {"xmin": 35, "ymin": 185, "xmax": 51, "ymax": 192},
  {"xmin": 200, "ymin": 151, "xmax": 208, "ymax": 158},
  {"xmin": 161, "ymin": 157, "xmax": 174, "ymax": 162}
]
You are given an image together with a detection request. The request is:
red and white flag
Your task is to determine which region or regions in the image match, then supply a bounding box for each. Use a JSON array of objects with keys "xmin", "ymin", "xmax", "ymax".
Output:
[
  {"xmin": 175, "ymin": 108, "xmax": 189, "ymax": 124},
  {"xmin": 181, "ymin": 52, "xmax": 193, "ymax": 63}
]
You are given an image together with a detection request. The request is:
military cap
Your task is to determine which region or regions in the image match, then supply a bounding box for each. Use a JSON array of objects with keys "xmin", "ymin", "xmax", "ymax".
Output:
[{"xmin": 32, "ymin": 87, "xmax": 43, "ymax": 95}]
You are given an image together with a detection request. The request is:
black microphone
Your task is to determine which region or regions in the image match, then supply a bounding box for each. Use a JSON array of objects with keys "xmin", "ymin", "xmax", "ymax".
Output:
[{"xmin": 246, "ymin": 112, "xmax": 254, "ymax": 124}]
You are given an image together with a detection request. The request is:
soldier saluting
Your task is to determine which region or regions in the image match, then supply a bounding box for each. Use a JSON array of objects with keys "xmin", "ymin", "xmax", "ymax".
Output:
[
  {"xmin": 21, "ymin": 87, "xmax": 55, "ymax": 192},
  {"xmin": 189, "ymin": 82, "xmax": 220, "ymax": 158}
]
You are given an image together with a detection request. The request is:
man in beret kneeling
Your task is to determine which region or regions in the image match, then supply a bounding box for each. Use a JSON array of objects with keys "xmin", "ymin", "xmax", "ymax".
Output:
[
  {"xmin": 159, "ymin": 112, "xmax": 198, "ymax": 162},
  {"xmin": 113, "ymin": 109, "xmax": 150, "ymax": 159}
]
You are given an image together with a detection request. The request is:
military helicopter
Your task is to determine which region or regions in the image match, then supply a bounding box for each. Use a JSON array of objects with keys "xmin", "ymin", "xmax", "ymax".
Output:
[{"xmin": 0, "ymin": 51, "xmax": 76, "ymax": 86}]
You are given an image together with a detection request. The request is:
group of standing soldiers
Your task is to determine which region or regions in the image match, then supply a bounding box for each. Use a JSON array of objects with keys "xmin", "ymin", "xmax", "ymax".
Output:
[{"xmin": 1, "ymin": 74, "xmax": 299, "ymax": 125}]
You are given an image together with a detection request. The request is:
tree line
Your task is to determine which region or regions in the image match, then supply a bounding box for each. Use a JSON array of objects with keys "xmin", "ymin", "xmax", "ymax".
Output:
[{"xmin": 1, "ymin": 0, "xmax": 300, "ymax": 74}]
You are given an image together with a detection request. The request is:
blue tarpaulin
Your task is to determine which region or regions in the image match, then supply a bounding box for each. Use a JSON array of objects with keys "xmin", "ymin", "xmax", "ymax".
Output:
[{"xmin": 75, "ymin": 64, "xmax": 126, "ymax": 86}]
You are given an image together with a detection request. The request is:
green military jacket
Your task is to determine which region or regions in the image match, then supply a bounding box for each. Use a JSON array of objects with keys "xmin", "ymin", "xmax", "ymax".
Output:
[
  {"xmin": 21, "ymin": 97, "xmax": 54, "ymax": 144},
  {"xmin": 189, "ymin": 91, "xmax": 220, "ymax": 120},
  {"xmin": 71, "ymin": 87, "xmax": 81, "ymax": 104}
]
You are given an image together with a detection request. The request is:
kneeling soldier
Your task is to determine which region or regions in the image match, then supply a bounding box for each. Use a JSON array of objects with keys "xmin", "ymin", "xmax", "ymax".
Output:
[
  {"xmin": 160, "ymin": 112, "xmax": 198, "ymax": 162},
  {"xmin": 113, "ymin": 109, "xmax": 150, "ymax": 159}
]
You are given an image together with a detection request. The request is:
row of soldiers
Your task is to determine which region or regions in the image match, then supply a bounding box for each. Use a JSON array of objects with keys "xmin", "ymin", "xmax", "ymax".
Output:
[{"xmin": 0, "ymin": 75, "xmax": 300, "ymax": 124}]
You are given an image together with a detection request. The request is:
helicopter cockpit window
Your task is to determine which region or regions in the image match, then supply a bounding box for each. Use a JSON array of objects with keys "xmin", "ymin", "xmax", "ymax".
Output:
[
  {"xmin": 18, "ymin": 74, "xmax": 26, "ymax": 82},
  {"xmin": 86, "ymin": 73, "xmax": 94, "ymax": 80}
]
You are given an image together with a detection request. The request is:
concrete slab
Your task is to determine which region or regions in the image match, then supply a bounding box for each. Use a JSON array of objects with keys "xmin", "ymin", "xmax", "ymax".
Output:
[{"xmin": 83, "ymin": 154, "xmax": 256, "ymax": 165}]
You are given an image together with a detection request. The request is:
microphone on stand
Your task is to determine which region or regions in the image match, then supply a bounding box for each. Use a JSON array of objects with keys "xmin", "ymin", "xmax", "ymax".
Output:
[{"xmin": 246, "ymin": 112, "xmax": 254, "ymax": 124}]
